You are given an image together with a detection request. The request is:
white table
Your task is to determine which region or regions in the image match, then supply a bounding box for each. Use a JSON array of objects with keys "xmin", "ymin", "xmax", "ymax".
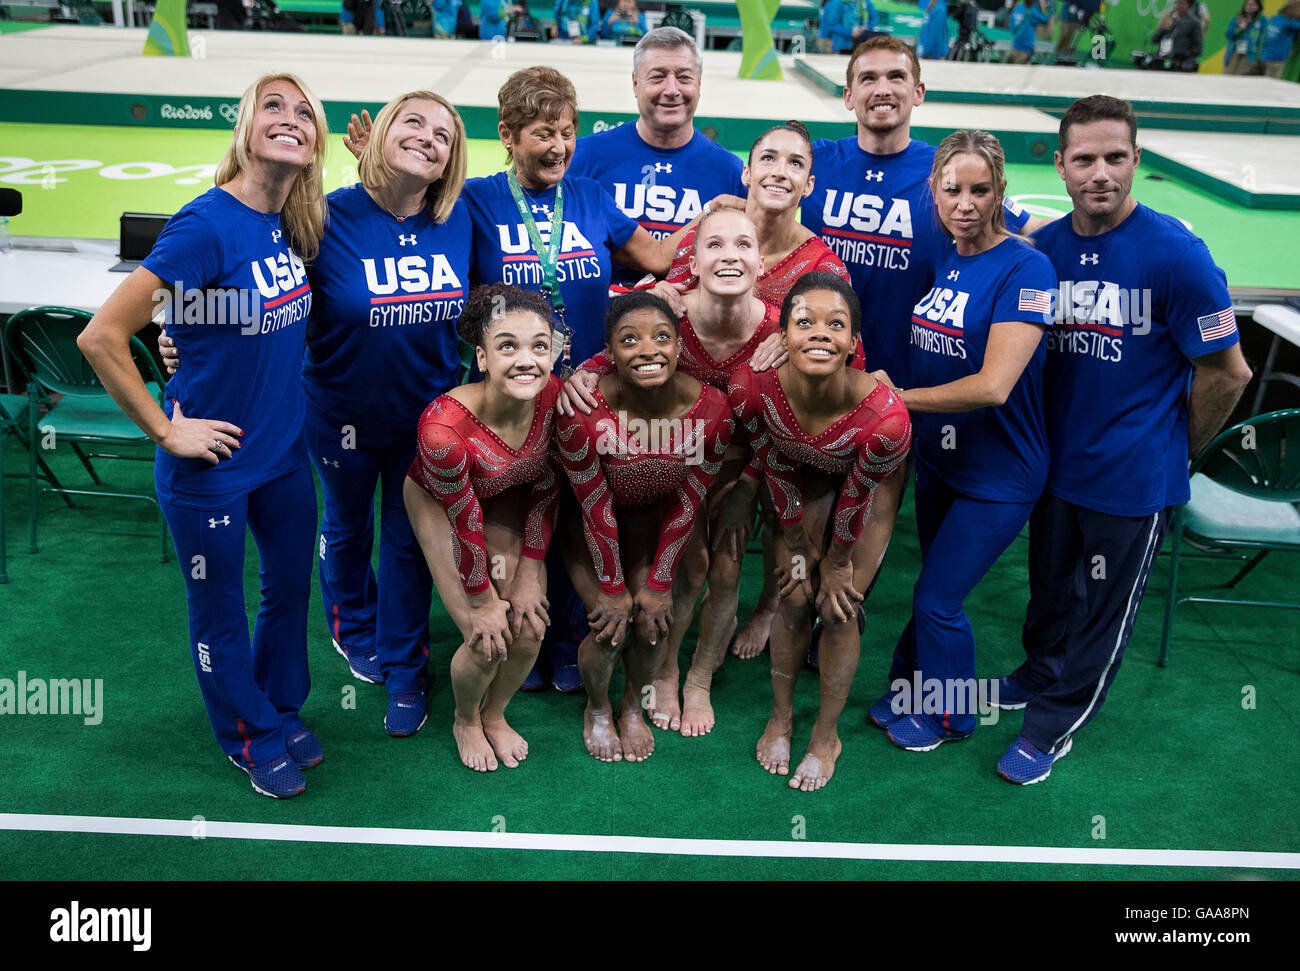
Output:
[
  {"xmin": 0, "ymin": 237, "xmax": 124, "ymax": 316},
  {"xmin": 1249, "ymin": 303, "xmax": 1300, "ymax": 415},
  {"xmin": 0, "ymin": 238, "xmax": 129, "ymax": 394}
]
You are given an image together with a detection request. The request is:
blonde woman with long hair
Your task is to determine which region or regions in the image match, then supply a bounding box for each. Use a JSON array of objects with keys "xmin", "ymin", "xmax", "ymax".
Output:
[
  {"xmin": 80, "ymin": 73, "xmax": 328, "ymax": 798},
  {"xmin": 159, "ymin": 90, "xmax": 474, "ymax": 742},
  {"xmin": 867, "ymin": 130, "xmax": 1058, "ymax": 755}
]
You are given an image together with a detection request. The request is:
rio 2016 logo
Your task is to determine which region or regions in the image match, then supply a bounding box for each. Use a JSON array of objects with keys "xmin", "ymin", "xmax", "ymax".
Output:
[
  {"xmin": 154, "ymin": 102, "xmax": 239, "ymax": 124},
  {"xmin": 159, "ymin": 103, "xmax": 214, "ymax": 121}
]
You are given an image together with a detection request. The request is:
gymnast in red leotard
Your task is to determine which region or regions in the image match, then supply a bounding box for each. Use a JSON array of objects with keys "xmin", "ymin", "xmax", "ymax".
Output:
[
  {"xmin": 405, "ymin": 284, "xmax": 561, "ymax": 773},
  {"xmin": 555, "ymin": 291, "xmax": 734, "ymax": 764},
  {"xmin": 561, "ymin": 209, "xmax": 871, "ymax": 739},
  {"xmin": 728, "ymin": 271, "xmax": 912, "ymax": 793},
  {"xmin": 661, "ymin": 122, "xmax": 850, "ymax": 310}
]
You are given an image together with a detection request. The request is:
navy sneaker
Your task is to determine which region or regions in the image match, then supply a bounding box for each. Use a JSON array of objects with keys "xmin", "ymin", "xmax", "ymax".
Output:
[
  {"xmin": 998, "ymin": 735, "xmax": 1073, "ymax": 785},
  {"xmin": 385, "ymin": 692, "xmax": 428, "ymax": 738},
  {"xmin": 868, "ymin": 688, "xmax": 907, "ymax": 730},
  {"xmin": 807, "ymin": 604, "xmax": 866, "ymax": 671},
  {"xmin": 549, "ymin": 640, "xmax": 583, "ymax": 694},
  {"xmin": 886, "ymin": 713, "xmax": 973, "ymax": 752},
  {"xmin": 229, "ymin": 753, "xmax": 306, "ymax": 799},
  {"xmin": 988, "ymin": 675, "xmax": 1036, "ymax": 711},
  {"xmin": 520, "ymin": 657, "xmax": 545, "ymax": 693},
  {"xmin": 333, "ymin": 638, "xmax": 383, "ymax": 685},
  {"xmin": 286, "ymin": 728, "xmax": 323, "ymax": 770}
]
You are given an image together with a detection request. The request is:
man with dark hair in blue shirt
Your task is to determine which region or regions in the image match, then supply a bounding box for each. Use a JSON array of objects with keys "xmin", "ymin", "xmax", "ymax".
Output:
[{"xmin": 993, "ymin": 95, "xmax": 1252, "ymax": 785}]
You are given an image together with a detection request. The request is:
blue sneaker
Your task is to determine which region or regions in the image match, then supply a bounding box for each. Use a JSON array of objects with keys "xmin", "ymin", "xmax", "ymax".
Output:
[
  {"xmin": 286, "ymin": 728, "xmax": 323, "ymax": 770},
  {"xmin": 868, "ymin": 688, "xmax": 907, "ymax": 730},
  {"xmin": 520, "ymin": 658, "xmax": 545, "ymax": 693},
  {"xmin": 385, "ymin": 692, "xmax": 428, "ymax": 738},
  {"xmin": 549, "ymin": 640, "xmax": 584, "ymax": 694},
  {"xmin": 229, "ymin": 753, "xmax": 306, "ymax": 799},
  {"xmin": 988, "ymin": 675, "xmax": 1036, "ymax": 711},
  {"xmin": 886, "ymin": 713, "xmax": 973, "ymax": 752},
  {"xmin": 333, "ymin": 638, "xmax": 383, "ymax": 685},
  {"xmin": 998, "ymin": 735, "xmax": 1072, "ymax": 785}
]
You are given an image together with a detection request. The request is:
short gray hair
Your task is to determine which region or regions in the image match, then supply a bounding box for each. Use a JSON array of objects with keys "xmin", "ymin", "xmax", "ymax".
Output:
[{"xmin": 633, "ymin": 26, "xmax": 703, "ymax": 76}]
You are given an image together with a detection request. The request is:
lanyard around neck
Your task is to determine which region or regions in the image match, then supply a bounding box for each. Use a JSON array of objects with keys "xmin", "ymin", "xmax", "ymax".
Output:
[{"xmin": 506, "ymin": 169, "xmax": 566, "ymax": 313}]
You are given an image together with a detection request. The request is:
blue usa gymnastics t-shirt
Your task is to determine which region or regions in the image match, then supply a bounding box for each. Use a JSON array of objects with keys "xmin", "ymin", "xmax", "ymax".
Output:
[
  {"xmin": 143, "ymin": 186, "xmax": 312, "ymax": 506},
  {"xmin": 302, "ymin": 183, "xmax": 472, "ymax": 449},
  {"xmin": 569, "ymin": 122, "xmax": 746, "ymax": 288},
  {"xmin": 907, "ymin": 235, "xmax": 1056, "ymax": 503},
  {"xmin": 463, "ymin": 171, "xmax": 639, "ymax": 365},
  {"xmin": 1034, "ymin": 203, "xmax": 1240, "ymax": 516},
  {"xmin": 803, "ymin": 137, "xmax": 1030, "ymax": 390}
]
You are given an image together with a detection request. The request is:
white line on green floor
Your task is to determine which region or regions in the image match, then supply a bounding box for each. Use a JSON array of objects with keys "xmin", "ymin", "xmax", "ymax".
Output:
[{"xmin": 2, "ymin": 813, "xmax": 1298, "ymax": 869}]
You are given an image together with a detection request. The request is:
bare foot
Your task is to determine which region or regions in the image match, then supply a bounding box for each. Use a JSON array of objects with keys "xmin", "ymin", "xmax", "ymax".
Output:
[
  {"xmin": 789, "ymin": 736, "xmax": 843, "ymax": 792},
  {"xmin": 482, "ymin": 715, "xmax": 528, "ymax": 769},
  {"xmin": 679, "ymin": 682, "xmax": 715, "ymax": 737},
  {"xmin": 756, "ymin": 713, "xmax": 792, "ymax": 775},
  {"xmin": 732, "ymin": 606, "xmax": 775, "ymax": 660},
  {"xmin": 618, "ymin": 707, "xmax": 656, "ymax": 762},
  {"xmin": 712, "ymin": 617, "xmax": 738, "ymax": 673},
  {"xmin": 453, "ymin": 717, "xmax": 499, "ymax": 773},
  {"xmin": 584, "ymin": 705, "xmax": 623, "ymax": 763},
  {"xmin": 647, "ymin": 674, "xmax": 681, "ymax": 732}
]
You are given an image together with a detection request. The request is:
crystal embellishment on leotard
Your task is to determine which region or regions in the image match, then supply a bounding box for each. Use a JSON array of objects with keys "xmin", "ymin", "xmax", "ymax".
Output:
[
  {"xmin": 523, "ymin": 462, "xmax": 558, "ymax": 554},
  {"xmin": 469, "ymin": 436, "xmax": 508, "ymax": 470},
  {"xmin": 729, "ymin": 366, "xmax": 912, "ymax": 548},
  {"xmin": 409, "ymin": 378, "xmax": 561, "ymax": 595},
  {"xmin": 557, "ymin": 386, "xmax": 734, "ymax": 595}
]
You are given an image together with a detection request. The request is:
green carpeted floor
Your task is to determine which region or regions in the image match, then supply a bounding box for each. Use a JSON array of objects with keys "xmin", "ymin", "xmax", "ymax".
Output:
[{"xmin": 1, "ymin": 431, "xmax": 1296, "ymax": 880}]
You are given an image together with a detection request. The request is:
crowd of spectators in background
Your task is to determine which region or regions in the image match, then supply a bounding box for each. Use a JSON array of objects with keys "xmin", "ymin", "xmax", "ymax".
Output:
[{"xmin": 202, "ymin": 0, "xmax": 1300, "ymax": 76}]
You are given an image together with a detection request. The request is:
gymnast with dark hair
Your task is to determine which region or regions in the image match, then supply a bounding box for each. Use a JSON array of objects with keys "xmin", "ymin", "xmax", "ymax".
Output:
[
  {"xmin": 404, "ymin": 283, "xmax": 563, "ymax": 772},
  {"xmin": 728, "ymin": 271, "xmax": 911, "ymax": 791},
  {"xmin": 555, "ymin": 291, "xmax": 733, "ymax": 763}
]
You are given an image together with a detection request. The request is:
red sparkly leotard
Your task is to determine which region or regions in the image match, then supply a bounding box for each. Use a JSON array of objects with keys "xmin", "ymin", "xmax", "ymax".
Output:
[
  {"xmin": 407, "ymin": 374, "xmax": 562, "ymax": 595},
  {"xmin": 728, "ymin": 365, "xmax": 911, "ymax": 547},
  {"xmin": 556, "ymin": 382, "xmax": 734, "ymax": 595},
  {"xmin": 666, "ymin": 225, "xmax": 851, "ymax": 308}
]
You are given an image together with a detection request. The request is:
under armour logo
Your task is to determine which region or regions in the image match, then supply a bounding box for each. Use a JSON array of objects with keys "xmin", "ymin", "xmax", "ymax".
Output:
[
  {"xmin": 208, "ymin": 516, "xmax": 231, "ymax": 528},
  {"xmin": 271, "ymin": 229, "xmax": 282, "ymax": 243},
  {"xmin": 653, "ymin": 162, "xmax": 672, "ymax": 174},
  {"xmin": 531, "ymin": 203, "xmax": 552, "ymax": 220},
  {"xmin": 398, "ymin": 234, "xmax": 417, "ymax": 246},
  {"xmin": 1080, "ymin": 253, "xmax": 1099, "ymax": 265},
  {"xmin": 947, "ymin": 270, "xmax": 960, "ymax": 281},
  {"xmin": 864, "ymin": 170, "xmax": 884, "ymax": 182},
  {"xmin": 321, "ymin": 457, "xmax": 340, "ymax": 468}
]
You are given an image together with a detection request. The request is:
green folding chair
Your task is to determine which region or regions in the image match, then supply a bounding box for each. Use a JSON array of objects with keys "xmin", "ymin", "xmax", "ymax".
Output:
[
  {"xmin": 1159, "ymin": 408, "xmax": 1300, "ymax": 667},
  {"xmin": 0, "ymin": 388, "xmax": 84, "ymax": 582},
  {"xmin": 3, "ymin": 306, "xmax": 170, "ymax": 563},
  {"xmin": 0, "ymin": 391, "xmax": 33, "ymax": 583}
]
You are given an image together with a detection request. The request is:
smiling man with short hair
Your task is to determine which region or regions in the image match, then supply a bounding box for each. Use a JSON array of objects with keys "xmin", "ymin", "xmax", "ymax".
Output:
[
  {"xmin": 992, "ymin": 95, "xmax": 1252, "ymax": 785},
  {"xmin": 568, "ymin": 26, "xmax": 746, "ymax": 289}
]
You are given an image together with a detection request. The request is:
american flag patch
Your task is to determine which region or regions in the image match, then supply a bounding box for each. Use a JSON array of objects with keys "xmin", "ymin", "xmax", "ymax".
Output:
[
  {"xmin": 1018, "ymin": 288, "xmax": 1052, "ymax": 314},
  {"xmin": 1197, "ymin": 308, "xmax": 1237, "ymax": 342}
]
